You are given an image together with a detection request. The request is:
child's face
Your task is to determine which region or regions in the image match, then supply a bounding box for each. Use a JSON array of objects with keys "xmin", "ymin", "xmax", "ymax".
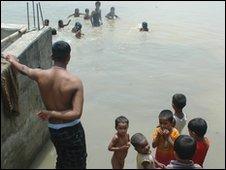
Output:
[
  {"xmin": 159, "ymin": 118, "xmax": 173, "ymax": 131},
  {"xmin": 136, "ymin": 139, "xmax": 150, "ymax": 154},
  {"xmin": 116, "ymin": 122, "xmax": 128, "ymax": 136}
]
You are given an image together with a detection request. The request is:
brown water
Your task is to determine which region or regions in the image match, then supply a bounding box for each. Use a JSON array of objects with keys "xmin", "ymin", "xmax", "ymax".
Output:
[{"xmin": 2, "ymin": 1, "xmax": 225, "ymax": 169}]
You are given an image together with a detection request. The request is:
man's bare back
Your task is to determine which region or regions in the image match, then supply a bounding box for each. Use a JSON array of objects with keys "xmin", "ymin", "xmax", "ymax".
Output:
[
  {"xmin": 3, "ymin": 41, "xmax": 87, "ymax": 169},
  {"xmin": 4, "ymin": 45, "xmax": 83, "ymax": 124},
  {"xmin": 35, "ymin": 67, "xmax": 83, "ymax": 123}
]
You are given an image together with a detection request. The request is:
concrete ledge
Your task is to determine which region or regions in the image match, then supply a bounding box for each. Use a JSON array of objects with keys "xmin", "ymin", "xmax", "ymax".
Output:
[{"xmin": 1, "ymin": 27, "xmax": 53, "ymax": 169}]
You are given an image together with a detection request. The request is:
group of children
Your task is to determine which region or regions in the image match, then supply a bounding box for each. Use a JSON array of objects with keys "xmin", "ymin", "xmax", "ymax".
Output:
[
  {"xmin": 108, "ymin": 93, "xmax": 209, "ymax": 169},
  {"xmin": 43, "ymin": 1, "xmax": 150, "ymax": 39}
]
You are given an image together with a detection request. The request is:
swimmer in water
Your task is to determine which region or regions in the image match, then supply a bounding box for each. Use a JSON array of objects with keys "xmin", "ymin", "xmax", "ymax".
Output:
[
  {"xmin": 71, "ymin": 22, "xmax": 84, "ymax": 39},
  {"xmin": 84, "ymin": 8, "xmax": 91, "ymax": 20},
  {"xmin": 68, "ymin": 8, "xmax": 85, "ymax": 18},
  {"xmin": 140, "ymin": 22, "xmax": 149, "ymax": 32},
  {"xmin": 58, "ymin": 19, "xmax": 71, "ymax": 29},
  {"xmin": 105, "ymin": 7, "xmax": 119, "ymax": 20}
]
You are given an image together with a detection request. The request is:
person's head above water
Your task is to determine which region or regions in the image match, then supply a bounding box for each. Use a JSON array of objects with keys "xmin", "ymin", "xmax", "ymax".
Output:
[
  {"xmin": 51, "ymin": 41, "xmax": 71, "ymax": 63},
  {"xmin": 75, "ymin": 8, "xmax": 79, "ymax": 14},
  {"xmin": 142, "ymin": 22, "xmax": 148, "ymax": 29},
  {"xmin": 44, "ymin": 19, "xmax": 49, "ymax": 26},
  {"xmin": 51, "ymin": 28, "xmax": 57, "ymax": 35},
  {"xmin": 140, "ymin": 22, "xmax": 149, "ymax": 31},
  {"xmin": 74, "ymin": 22, "xmax": 82, "ymax": 31},
  {"xmin": 58, "ymin": 20, "xmax": 63, "ymax": 27},
  {"xmin": 110, "ymin": 7, "xmax": 115, "ymax": 13},
  {"xmin": 95, "ymin": 1, "xmax": 101, "ymax": 8},
  {"xmin": 85, "ymin": 8, "xmax": 89, "ymax": 14}
]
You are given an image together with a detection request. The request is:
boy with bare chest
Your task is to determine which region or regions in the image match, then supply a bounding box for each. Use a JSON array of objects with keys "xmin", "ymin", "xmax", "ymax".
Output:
[{"xmin": 108, "ymin": 116, "xmax": 130, "ymax": 169}]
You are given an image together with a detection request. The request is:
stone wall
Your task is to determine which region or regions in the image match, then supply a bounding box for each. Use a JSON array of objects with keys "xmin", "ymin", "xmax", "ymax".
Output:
[{"xmin": 1, "ymin": 27, "xmax": 52, "ymax": 169}]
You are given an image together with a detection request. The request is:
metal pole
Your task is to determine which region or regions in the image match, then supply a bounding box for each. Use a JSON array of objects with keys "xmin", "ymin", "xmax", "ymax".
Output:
[
  {"xmin": 26, "ymin": 2, "xmax": 30, "ymax": 30},
  {"xmin": 36, "ymin": 3, "xmax": 40, "ymax": 30},
  {"xmin": 32, "ymin": 1, "xmax": 36, "ymax": 28},
  {"xmin": 38, "ymin": 2, "xmax": 44, "ymax": 26}
]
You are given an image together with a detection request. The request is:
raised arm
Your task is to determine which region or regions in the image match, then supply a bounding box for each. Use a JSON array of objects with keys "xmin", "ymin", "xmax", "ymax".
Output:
[
  {"xmin": 38, "ymin": 79, "xmax": 84, "ymax": 121},
  {"xmin": 3, "ymin": 54, "xmax": 41, "ymax": 81},
  {"xmin": 67, "ymin": 14, "xmax": 74, "ymax": 18},
  {"xmin": 64, "ymin": 19, "xmax": 71, "ymax": 27}
]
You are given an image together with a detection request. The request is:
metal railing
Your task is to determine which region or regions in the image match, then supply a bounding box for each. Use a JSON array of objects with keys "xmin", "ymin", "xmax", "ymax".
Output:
[{"xmin": 26, "ymin": 1, "xmax": 45, "ymax": 31}]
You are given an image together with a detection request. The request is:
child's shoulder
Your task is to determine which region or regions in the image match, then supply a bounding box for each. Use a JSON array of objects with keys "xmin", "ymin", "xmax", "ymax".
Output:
[
  {"xmin": 113, "ymin": 133, "xmax": 119, "ymax": 139},
  {"xmin": 204, "ymin": 137, "xmax": 210, "ymax": 147}
]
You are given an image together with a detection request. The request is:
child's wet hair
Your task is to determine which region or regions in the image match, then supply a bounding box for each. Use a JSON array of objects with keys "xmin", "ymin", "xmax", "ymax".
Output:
[
  {"xmin": 51, "ymin": 28, "xmax": 57, "ymax": 35},
  {"xmin": 174, "ymin": 135, "xmax": 196, "ymax": 160},
  {"xmin": 188, "ymin": 118, "xmax": 207, "ymax": 138},
  {"xmin": 158, "ymin": 110, "xmax": 174, "ymax": 123},
  {"xmin": 172, "ymin": 93, "xmax": 186, "ymax": 109},
  {"xmin": 115, "ymin": 116, "xmax": 129, "ymax": 128},
  {"xmin": 58, "ymin": 20, "xmax": 63, "ymax": 25},
  {"xmin": 85, "ymin": 8, "xmax": 89, "ymax": 13},
  {"xmin": 52, "ymin": 41, "xmax": 71, "ymax": 61},
  {"xmin": 75, "ymin": 22, "xmax": 82, "ymax": 31},
  {"xmin": 131, "ymin": 133, "xmax": 146, "ymax": 148}
]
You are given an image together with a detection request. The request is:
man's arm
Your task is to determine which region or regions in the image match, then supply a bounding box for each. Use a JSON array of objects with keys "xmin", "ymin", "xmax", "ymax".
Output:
[
  {"xmin": 3, "ymin": 54, "xmax": 41, "ymax": 81},
  {"xmin": 38, "ymin": 79, "xmax": 84, "ymax": 121}
]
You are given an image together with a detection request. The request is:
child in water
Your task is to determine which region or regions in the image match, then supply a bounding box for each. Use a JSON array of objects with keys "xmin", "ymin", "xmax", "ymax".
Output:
[
  {"xmin": 71, "ymin": 22, "xmax": 84, "ymax": 39},
  {"xmin": 58, "ymin": 19, "xmax": 71, "ymax": 29},
  {"xmin": 105, "ymin": 7, "xmax": 119, "ymax": 19},
  {"xmin": 68, "ymin": 8, "xmax": 85, "ymax": 18},
  {"xmin": 84, "ymin": 8, "xmax": 91, "ymax": 20},
  {"xmin": 140, "ymin": 22, "xmax": 149, "ymax": 31},
  {"xmin": 108, "ymin": 116, "xmax": 130, "ymax": 169}
]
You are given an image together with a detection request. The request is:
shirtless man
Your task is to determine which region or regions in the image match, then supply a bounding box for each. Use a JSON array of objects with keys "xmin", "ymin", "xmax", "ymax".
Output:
[
  {"xmin": 90, "ymin": 1, "xmax": 102, "ymax": 27},
  {"xmin": 108, "ymin": 116, "xmax": 130, "ymax": 169},
  {"xmin": 3, "ymin": 41, "xmax": 87, "ymax": 169}
]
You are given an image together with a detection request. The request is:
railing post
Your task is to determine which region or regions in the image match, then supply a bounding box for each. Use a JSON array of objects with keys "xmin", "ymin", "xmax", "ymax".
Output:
[
  {"xmin": 26, "ymin": 2, "xmax": 30, "ymax": 30},
  {"xmin": 38, "ymin": 2, "xmax": 44, "ymax": 27},
  {"xmin": 32, "ymin": 1, "xmax": 36, "ymax": 28},
  {"xmin": 36, "ymin": 3, "xmax": 40, "ymax": 30}
]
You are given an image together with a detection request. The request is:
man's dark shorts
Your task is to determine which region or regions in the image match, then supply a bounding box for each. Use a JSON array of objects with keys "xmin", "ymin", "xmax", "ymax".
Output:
[{"xmin": 49, "ymin": 122, "xmax": 87, "ymax": 169}]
